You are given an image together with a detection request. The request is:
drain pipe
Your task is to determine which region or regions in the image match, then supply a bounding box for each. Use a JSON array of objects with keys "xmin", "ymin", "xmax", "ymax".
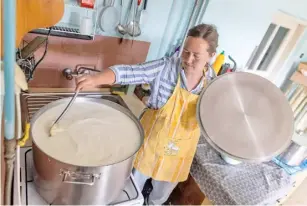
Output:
[
  {"xmin": 178, "ymin": 0, "xmax": 200, "ymax": 57},
  {"xmin": 3, "ymin": 0, "xmax": 16, "ymax": 205}
]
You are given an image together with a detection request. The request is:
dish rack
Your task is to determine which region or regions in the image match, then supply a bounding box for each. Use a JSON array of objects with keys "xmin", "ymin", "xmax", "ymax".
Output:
[{"xmin": 31, "ymin": 0, "xmax": 98, "ymax": 40}]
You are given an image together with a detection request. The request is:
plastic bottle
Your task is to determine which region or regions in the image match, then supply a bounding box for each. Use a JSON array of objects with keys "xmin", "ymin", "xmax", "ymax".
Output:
[{"xmin": 212, "ymin": 51, "xmax": 225, "ymax": 74}]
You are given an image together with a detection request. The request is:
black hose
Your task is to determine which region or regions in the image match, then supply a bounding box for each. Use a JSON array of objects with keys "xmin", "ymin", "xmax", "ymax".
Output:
[
  {"xmin": 228, "ymin": 55, "xmax": 237, "ymax": 71},
  {"xmin": 28, "ymin": 27, "xmax": 52, "ymax": 81}
]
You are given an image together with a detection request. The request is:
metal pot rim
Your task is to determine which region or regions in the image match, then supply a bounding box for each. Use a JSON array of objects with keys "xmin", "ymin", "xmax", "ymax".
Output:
[
  {"xmin": 30, "ymin": 97, "xmax": 144, "ymax": 167},
  {"xmin": 196, "ymin": 72, "xmax": 293, "ymax": 163}
]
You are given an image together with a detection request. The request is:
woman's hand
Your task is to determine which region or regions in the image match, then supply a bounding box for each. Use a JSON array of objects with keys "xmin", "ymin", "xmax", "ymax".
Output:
[
  {"xmin": 76, "ymin": 74, "xmax": 101, "ymax": 91},
  {"xmin": 75, "ymin": 68, "xmax": 116, "ymax": 91}
]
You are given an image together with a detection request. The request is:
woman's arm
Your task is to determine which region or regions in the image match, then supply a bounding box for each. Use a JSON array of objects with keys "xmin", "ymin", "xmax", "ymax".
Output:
[{"xmin": 76, "ymin": 57, "xmax": 168, "ymax": 91}]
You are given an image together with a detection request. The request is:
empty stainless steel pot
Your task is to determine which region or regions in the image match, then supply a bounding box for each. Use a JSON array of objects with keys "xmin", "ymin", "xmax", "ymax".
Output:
[
  {"xmin": 278, "ymin": 132, "xmax": 307, "ymax": 166},
  {"xmin": 31, "ymin": 97, "xmax": 144, "ymax": 205},
  {"xmin": 278, "ymin": 141, "xmax": 307, "ymax": 166}
]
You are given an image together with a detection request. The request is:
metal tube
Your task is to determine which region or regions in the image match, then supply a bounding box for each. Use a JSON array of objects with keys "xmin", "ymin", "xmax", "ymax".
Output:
[
  {"xmin": 3, "ymin": 0, "xmax": 16, "ymax": 140},
  {"xmin": 196, "ymin": 0, "xmax": 210, "ymax": 25},
  {"xmin": 178, "ymin": 0, "xmax": 200, "ymax": 57}
]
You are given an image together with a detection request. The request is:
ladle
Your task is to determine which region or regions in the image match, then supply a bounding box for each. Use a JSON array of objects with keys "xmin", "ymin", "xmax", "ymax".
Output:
[{"xmin": 49, "ymin": 89, "xmax": 80, "ymax": 136}]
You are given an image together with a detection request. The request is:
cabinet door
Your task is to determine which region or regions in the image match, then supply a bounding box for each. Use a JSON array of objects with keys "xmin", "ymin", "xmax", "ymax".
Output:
[{"xmin": 168, "ymin": 175, "xmax": 212, "ymax": 205}]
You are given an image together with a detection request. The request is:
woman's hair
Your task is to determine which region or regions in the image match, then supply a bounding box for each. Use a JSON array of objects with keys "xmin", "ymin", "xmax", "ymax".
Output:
[{"xmin": 187, "ymin": 24, "xmax": 219, "ymax": 54}]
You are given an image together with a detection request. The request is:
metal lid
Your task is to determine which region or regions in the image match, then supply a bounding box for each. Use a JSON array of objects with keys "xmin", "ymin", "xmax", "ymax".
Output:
[{"xmin": 197, "ymin": 72, "xmax": 294, "ymax": 162}]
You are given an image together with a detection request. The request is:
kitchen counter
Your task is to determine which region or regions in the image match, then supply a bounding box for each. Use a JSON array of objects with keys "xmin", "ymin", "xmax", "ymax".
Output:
[{"xmin": 26, "ymin": 88, "xmax": 146, "ymax": 118}]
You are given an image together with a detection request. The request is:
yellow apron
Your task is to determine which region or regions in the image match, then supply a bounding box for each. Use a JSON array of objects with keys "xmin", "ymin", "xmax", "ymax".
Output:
[{"xmin": 134, "ymin": 73, "xmax": 206, "ymax": 183}]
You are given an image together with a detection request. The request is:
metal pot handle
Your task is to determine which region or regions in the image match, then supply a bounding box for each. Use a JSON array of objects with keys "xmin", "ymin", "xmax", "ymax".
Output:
[{"xmin": 60, "ymin": 169, "xmax": 101, "ymax": 186}]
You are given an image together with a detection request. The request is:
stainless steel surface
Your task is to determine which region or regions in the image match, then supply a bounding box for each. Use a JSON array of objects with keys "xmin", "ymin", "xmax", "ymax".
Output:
[
  {"xmin": 62, "ymin": 66, "xmax": 101, "ymax": 80},
  {"xmin": 99, "ymin": 0, "xmax": 119, "ymax": 32},
  {"xmin": 21, "ymin": 92, "xmax": 129, "ymax": 122},
  {"xmin": 50, "ymin": 90, "xmax": 79, "ymax": 132},
  {"xmin": 32, "ymin": 142, "xmax": 137, "ymax": 205},
  {"xmin": 31, "ymin": 97, "xmax": 144, "ymax": 205},
  {"xmin": 13, "ymin": 147, "xmax": 144, "ymax": 206},
  {"xmin": 117, "ymin": 0, "xmax": 126, "ymax": 35},
  {"xmin": 21, "ymin": 92, "xmax": 143, "ymax": 205},
  {"xmin": 278, "ymin": 138, "xmax": 307, "ymax": 166},
  {"xmin": 197, "ymin": 72, "xmax": 294, "ymax": 162},
  {"xmin": 117, "ymin": 0, "xmax": 133, "ymax": 35},
  {"xmin": 126, "ymin": 0, "xmax": 141, "ymax": 37}
]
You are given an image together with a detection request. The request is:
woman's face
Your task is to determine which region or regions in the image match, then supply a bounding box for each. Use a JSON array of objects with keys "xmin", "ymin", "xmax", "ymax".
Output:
[{"xmin": 181, "ymin": 36, "xmax": 215, "ymax": 73}]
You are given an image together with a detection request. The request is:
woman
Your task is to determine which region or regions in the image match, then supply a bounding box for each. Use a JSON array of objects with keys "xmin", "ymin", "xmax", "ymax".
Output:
[{"xmin": 76, "ymin": 24, "xmax": 219, "ymax": 205}]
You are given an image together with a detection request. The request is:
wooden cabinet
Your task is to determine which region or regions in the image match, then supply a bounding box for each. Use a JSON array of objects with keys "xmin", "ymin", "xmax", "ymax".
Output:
[{"xmin": 167, "ymin": 175, "xmax": 212, "ymax": 205}]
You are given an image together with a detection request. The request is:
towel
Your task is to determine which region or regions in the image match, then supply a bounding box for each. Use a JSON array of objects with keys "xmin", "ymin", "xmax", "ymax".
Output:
[
  {"xmin": 0, "ymin": 61, "xmax": 28, "ymax": 92},
  {"xmin": 272, "ymin": 156, "xmax": 307, "ymax": 175}
]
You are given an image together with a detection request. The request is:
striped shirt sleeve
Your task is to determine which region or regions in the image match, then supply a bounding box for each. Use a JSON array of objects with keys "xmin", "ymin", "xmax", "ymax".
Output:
[{"xmin": 109, "ymin": 57, "xmax": 168, "ymax": 85}]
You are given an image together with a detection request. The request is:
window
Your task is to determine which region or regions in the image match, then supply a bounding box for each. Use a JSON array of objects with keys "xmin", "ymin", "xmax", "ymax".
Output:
[
  {"xmin": 246, "ymin": 11, "xmax": 306, "ymax": 83},
  {"xmin": 257, "ymin": 26, "xmax": 289, "ymax": 71}
]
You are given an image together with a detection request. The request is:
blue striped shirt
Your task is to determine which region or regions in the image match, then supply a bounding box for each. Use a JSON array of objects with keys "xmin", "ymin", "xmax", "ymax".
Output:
[{"xmin": 110, "ymin": 55, "xmax": 215, "ymax": 109}]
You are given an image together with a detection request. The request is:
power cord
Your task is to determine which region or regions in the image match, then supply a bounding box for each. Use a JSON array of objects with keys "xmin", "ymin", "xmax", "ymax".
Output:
[{"xmin": 27, "ymin": 27, "xmax": 52, "ymax": 81}]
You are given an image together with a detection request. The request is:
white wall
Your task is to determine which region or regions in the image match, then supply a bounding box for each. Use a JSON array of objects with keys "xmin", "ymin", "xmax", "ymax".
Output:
[
  {"xmin": 61, "ymin": 0, "xmax": 196, "ymax": 61},
  {"xmin": 202, "ymin": 0, "xmax": 307, "ymax": 71}
]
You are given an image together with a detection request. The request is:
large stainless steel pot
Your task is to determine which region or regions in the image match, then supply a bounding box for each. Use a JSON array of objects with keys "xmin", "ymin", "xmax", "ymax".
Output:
[{"xmin": 31, "ymin": 97, "xmax": 144, "ymax": 205}]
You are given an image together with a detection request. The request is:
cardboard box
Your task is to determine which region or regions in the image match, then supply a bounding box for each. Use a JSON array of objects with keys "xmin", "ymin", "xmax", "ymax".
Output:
[
  {"xmin": 291, "ymin": 72, "xmax": 307, "ymax": 87},
  {"xmin": 298, "ymin": 62, "xmax": 307, "ymax": 76}
]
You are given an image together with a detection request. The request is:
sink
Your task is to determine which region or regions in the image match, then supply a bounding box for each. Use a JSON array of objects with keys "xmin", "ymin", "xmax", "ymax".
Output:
[
  {"xmin": 20, "ymin": 91, "xmax": 129, "ymax": 124},
  {"xmin": 20, "ymin": 91, "xmax": 130, "ymax": 146}
]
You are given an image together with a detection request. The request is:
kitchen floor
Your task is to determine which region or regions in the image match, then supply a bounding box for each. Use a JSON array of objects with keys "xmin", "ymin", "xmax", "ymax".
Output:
[{"xmin": 283, "ymin": 178, "xmax": 307, "ymax": 205}]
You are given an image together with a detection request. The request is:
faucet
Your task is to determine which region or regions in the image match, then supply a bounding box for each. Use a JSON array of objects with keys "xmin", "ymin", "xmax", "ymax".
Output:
[{"xmin": 62, "ymin": 65, "xmax": 101, "ymax": 80}]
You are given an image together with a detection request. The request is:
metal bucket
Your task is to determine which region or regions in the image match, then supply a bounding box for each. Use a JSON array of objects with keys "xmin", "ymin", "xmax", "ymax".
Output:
[
  {"xmin": 278, "ymin": 131, "xmax": 307, "ymax": 166},
  {"xmin": 278, "ymin": 141, "xmax": 307, "ymax": 166},
  {"xmin": 30, "ymin": 97, "xmax": 144, "ymax": 205}
]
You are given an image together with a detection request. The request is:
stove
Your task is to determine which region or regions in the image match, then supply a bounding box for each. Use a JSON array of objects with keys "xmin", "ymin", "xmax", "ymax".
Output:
[
  {"xmin": 14, "ymin": 92, "xmax": 144, "ymax": 205},
  {"xmin": 13, "ymin": 147, "xmax": 144, "ymax": 205}
]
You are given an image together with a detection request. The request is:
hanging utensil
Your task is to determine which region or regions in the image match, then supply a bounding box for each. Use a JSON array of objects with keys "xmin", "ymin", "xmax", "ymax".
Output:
[
  {"xmin": 139, "ymin": 0, "xmax": 147, "ymax": 26},
  {"xmin": 49, "ymin": 89, "xmax": 80, "ymax": 136},
  {"xmin": 127, "ymin": 0, "xmax": 141, "ymax": 37},
  {"xmin": 119, "ymin": 0, "xmax": 134, "ymax": 43},
  {"xmin": 117, "ymin": 0, "xmax": 133, "ymax": 35},
  {"xmin": 98, "ymin": 0, "xmax": 119, "ymax": 32},
  {"xmin": 117, "ymin": 0, "xmax": 125, "ymax": 34}
]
